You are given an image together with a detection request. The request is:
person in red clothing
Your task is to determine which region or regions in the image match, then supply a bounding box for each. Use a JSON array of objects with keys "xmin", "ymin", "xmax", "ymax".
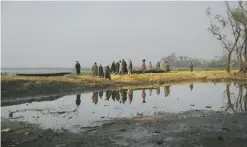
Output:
[{"xmin": 142, "ymin": 89, "xmax": 146, "ymax": 103}]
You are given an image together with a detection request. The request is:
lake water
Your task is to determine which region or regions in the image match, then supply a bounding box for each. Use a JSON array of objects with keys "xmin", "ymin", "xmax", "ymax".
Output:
[
  {"xmin": 1, "ymin": 68, "xmax": 91, "ymax": 74},
  {"xmin": 1, "ymin": 83, "xmax": 246, "ymax": 133}
]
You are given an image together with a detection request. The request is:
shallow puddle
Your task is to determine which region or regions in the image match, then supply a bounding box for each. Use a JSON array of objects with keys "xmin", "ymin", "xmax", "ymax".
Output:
[{"xmin": 1, "ymin": 82, "xmax": 246, "ymax": 133}]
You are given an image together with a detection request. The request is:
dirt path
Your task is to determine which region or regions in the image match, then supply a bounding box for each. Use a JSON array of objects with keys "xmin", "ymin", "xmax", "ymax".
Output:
[{"xmin": 2, "ymin": 110, "xmax": 247, "ymax": 147}]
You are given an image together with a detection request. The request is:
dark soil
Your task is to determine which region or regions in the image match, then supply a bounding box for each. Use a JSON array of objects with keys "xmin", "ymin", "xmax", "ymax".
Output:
[{"xmin": 2, "ymin": 110, "xmax": 247, "ymax": 147}]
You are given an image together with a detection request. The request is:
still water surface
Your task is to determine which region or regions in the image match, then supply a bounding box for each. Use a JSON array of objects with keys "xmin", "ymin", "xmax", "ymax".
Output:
[{"xmin": 1, "ymin": 83, "xmax": 246, "ymax": 133}]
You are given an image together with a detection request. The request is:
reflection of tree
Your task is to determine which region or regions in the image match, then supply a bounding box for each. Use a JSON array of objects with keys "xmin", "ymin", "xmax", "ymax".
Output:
[
  {"xmin": 164, "ymin": 86, "xmax": 170, "ymax": 97},
  {"xmin": 92, "ymin": 92, "xmax": 98, "ymax": 105},
  {"xmin": 149, "ymin": 88, "xmax": 152, "ymax": 96},
  {"xmin": 128, "ymin": 89, "xmax": 133, "ymax": 104},
  {"xmin": 156, "ymin": 87, "xmax": 160, "ymax": 95},
  {"xmin": 99, "ymin": 91, "xmax": 103, "ymax": 99},
  {"xmin": 224, "ymin": 83, "xmax": 247, "ymax": 113},
  {"xmin": 189, "ymin": 84, "xmax": 194, "ymax": 91}
]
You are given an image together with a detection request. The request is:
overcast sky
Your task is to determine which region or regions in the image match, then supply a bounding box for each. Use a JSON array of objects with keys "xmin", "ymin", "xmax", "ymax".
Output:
[{"xmin": 2, "ymin": 1, "xmax": 227, "ymax": 68}]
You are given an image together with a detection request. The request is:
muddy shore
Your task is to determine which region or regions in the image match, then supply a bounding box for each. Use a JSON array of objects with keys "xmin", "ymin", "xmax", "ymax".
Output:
[{"xmin": 2, "ymin": 110, "xmax": 247, "ymax": 147}]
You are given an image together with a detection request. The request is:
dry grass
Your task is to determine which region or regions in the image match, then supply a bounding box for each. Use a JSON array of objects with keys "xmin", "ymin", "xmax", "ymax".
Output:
[{"xmin": 1, "ymin": 70, "xmax": 246, "ymax": 86}]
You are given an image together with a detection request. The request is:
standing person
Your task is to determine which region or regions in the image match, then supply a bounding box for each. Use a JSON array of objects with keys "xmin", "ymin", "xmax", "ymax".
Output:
[
  {"xmin": 189, "ymin": 62, "xmax": 194, "ymax": 72},
  {"xmin": 105, "ymin": 66, "xmax": 111, "ymax": 80},
  {"xmin": 75, "ymin": 61, "xmax": 81, "ymax": 76},
  {"xmin": 98, "ymin": 64, "xmax": 104, "ymax": 78},
  {"xmin": 156, "ymin": 61, "xmax": 160, "ymax": 70},
  {"xmin": 95, "ymin": 63, "xmax": 98, "ymax": 76},
  {"xmin": 119, "ymin": 60, "xmax": 123, "ymax": 74},
  {"xmin": 164, "ymin": 60, "xmax": 170, "ymax": 72},
  {"xmin": 128, "ymin": 59, "xmax": 133, "ymax": 75},
  {"xmin": 121, "ymin": 59, "xmax": 126, "ymax": 74},
  {"xmin": 142, "ymin": 59, "xmax": 146, "ymax": 73},
  {"xmin": 111, "ymin": 61, "xmax": 116, "ymax": 74},
  {"xmin": 122, "ymin": 59, "xmax": 127, "ymax": 74},
  {"xmin": 92, "ymin": 62, "xmax": 98, "ymax": 76},
  {"xmin": 116, "ymin": 61, "xmax": 120, "ymax": 74},
  {"xmin": 149, "ymin": 61, "xmax": 152, "ymax": 70}
]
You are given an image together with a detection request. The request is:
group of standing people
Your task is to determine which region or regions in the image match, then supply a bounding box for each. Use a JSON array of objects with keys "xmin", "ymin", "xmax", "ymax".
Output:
[
  {"xmin": 92, "ymin": 63, "xmax": 111, "ymax": 80},
  {"xmin": 110, "ymin": 59, "xmax": 133, "ymax": 75},
  {"xmin": 74, "ymin": 59, "xmax": 194, "ymax": 78}
]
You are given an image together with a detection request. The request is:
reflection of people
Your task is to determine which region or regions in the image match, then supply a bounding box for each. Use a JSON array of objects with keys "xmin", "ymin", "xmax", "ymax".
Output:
[
  {"xmin": 128, "ymin": 89, "xmax": 133, "ymax": 104},
  {"xmin": 142, "ymin": 89, "xmax": 146, "ymax": 103},
  {"xmin": 92, "ymin": 92, "xmax": 98, "ymax": 105},
  {"xmin": 112, "ymin": 90, "xmax": 117, "ymax": 101},
  {"xmin": 116, "ymin": 90, "xmax": 120, "ymax": 101},
  {"xmin": 189, "ymin": 84, "xmax": 194, "ymax": 91},
  {"xmin": 99, "ymin": 91, "xmax": 103, "ymax": 99},
  {"xmin": 76, "ymin": 94, "xmax": 81, "ymax": 106},
  {"xmin": 164, "ymin": 86, "xmax": 170, "ymax": 97},
  {"xmin": 149, "ymin": 88, "xmax": 152, "ymax": 96},
  {"xmin": 123, "ymin": 90, "xmax": 127, "ymax": 104},
  {"xmin": 105, "ymin": 90, "xmax": 112, "ymax": 101},
  {"xmin": 120, "ymin": 89, "xmax": 127, "ymax": 104},
  {"xmin": 156, "ymin": 87, "xmax": 160, "ymax": 95}
]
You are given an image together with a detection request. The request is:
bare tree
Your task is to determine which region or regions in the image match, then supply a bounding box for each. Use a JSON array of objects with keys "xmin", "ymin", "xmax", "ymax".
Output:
[{"xmin": 206, "ymin": 1, "xmax": 247, "ymax": 73}]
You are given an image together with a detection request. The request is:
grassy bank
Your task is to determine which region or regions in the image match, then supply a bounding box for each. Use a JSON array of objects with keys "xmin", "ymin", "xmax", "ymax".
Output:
[{"xmin": 1, "ymin": 70, "xmax": 247, "ymax": 99}]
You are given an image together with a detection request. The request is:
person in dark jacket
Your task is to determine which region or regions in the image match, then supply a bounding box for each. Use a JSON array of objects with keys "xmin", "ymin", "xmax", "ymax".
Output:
[
  {"xmin": 121, "ymin": 59, "xmax": 126, "ymax": 74},
  {"xmin": 189, "ymin": 62, "xmax": 193, "ymax": 72},
  {"xmin": 122, "ymin": 59, "xmax": 127, "ymax": 74},
  {"xmin": 75, "ymin": 61, "xmax": 81, "ymax": 76},
  {"xmin": 111, "ymin": 61, "xmax": 116, "ymax": 74},
  {"xmin": 98, "ymin": 64, "xmax": 104, "ymax": 78},
  {"xmin": 156, "ymin": 61, "xmax": 160, "ymax": 70},
  {"xmin": 116, "ymin": 61, "xmax": 120, "ymax": 74},
  {"xmin": 104, "ymin": 66, "xmax": 111, "ymax": 80}
]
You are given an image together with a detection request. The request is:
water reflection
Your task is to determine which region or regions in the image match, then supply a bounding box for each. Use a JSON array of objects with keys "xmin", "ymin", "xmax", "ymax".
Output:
[
  {"xmin": 98, "ymin": 91, "xmax": 103, "ymax": 99},
  {"xmin": 76, "ymin": 94, "xmax": 81, "ymax": 106},
  {"xmin": 189, "ymin": 84, "xmax": 194, "ymax": 91},
  {"xmin": 149, "ymin": 88, "xmax": 152, "ymax": 96},
  {"xmin": 92, "ymin": 92, "xmax": 98, "ymax": 105},
  {"xmin": 105, "ymin": 90, "xmax": 111, "ymax": 101},
  {"xmin": 156, "ymin": 87, "xmax": 160, "ymax": 95},
  {"xmin": 87, "ymin": 84, "xmax": 247, "ymax": 113},
  {"xmin": 2, "ymin": 82, "xmax": 247, "ymax": 133},
  {"xmin": 225, "ymin": 83, "xmax": 247, "ymax": 113},
  {"xmin": 120, "ymin": 89, "xmax": 127, "ymax": 104},
  {"xmin": 164, "ymin": 86, "xmax": 170, "ymax": 97},
  {"xmin": 128, "ymin": 89, "xmax": 133, "ymax": 104},
  {"xmin": 111, "ymin": 90, "xmax": 117, "ymax": 101},
  {"xmin": 142, "ymin": 89, "xmax": 146, "ymax": 103}
]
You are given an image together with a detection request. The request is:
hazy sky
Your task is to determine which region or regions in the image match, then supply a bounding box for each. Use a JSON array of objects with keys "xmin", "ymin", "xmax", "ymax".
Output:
[{"xmin": 2, "ymin": 1, "xmax": 227, "ymax": 68}]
